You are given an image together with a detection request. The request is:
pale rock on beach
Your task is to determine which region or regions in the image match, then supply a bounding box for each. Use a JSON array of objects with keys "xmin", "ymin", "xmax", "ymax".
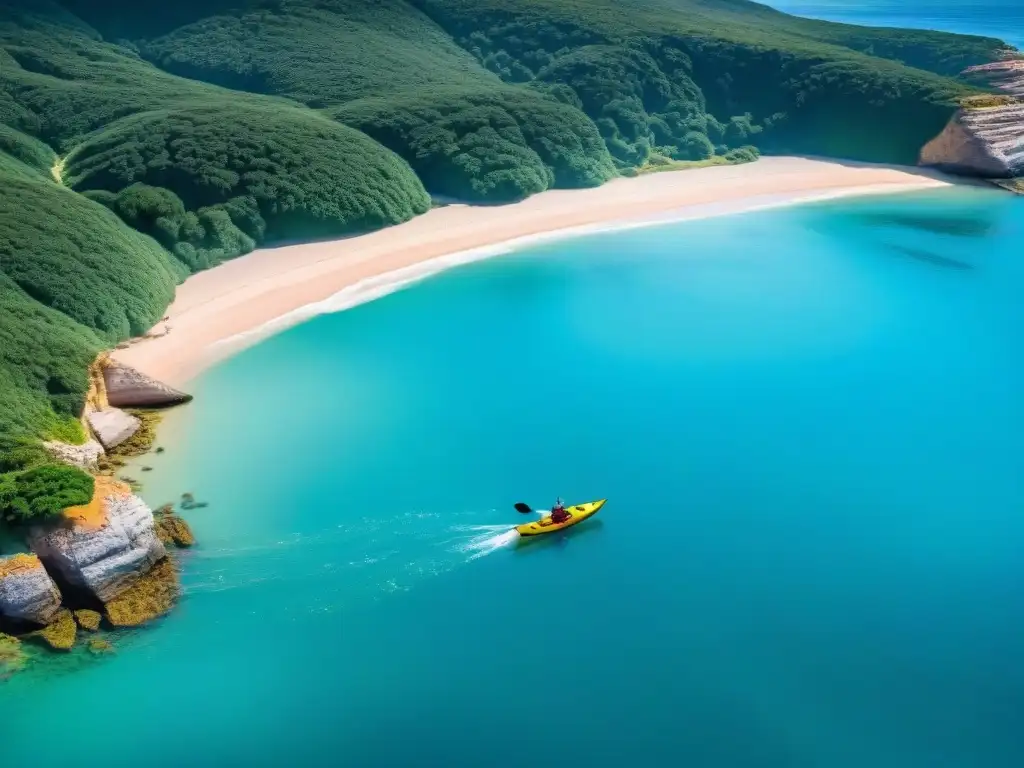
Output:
[
  {"xmin": 43, "ymin": 438, "xmax": 104, "ymax": 472},
  {"xmin": 29, "ymin": 494, "xmax": 166, "ymax": 603},
  {"xmin": 87, "ymin": 407, "xmax": 140, "ymax": 450},
  {"xmin": 0, "ymin": 554, "xmax": 63, "ymax": 626}
]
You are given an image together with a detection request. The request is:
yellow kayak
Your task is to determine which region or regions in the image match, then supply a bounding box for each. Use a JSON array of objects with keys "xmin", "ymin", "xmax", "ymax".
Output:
[{"xmin": 516, "ymin": 499, "xmax": 606, "ymax": 537}]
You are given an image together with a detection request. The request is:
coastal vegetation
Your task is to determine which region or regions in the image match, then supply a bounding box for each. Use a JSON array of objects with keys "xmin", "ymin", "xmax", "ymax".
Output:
[
  {"xmin": 636, "ymin": 146, "xmax": 761, "ymax": 176},
  {"xmin": 0, "ymin": 0, "xmax": 1012, "ymax": 551},
  {"xmin": 0, "ymin": 464, "xmax": 95, "ymax": 523}
]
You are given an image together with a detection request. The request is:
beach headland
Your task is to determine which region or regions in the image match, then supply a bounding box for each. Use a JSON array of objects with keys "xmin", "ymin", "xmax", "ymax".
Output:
[{"xmin": 113, "ymin": 158, "xmax": 958, "ymax": 386}]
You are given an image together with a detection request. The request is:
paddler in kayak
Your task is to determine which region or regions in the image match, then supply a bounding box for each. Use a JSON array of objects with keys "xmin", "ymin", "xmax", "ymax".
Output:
[{"xmin": 550, "ymin": 498, "xmax": 571, "ymax": 524}]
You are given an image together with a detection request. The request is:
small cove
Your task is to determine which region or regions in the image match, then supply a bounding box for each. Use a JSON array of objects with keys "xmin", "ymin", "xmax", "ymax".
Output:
[{"xmin": 4, "ymin": 185, "xmax": 1024, "ymax": 766}]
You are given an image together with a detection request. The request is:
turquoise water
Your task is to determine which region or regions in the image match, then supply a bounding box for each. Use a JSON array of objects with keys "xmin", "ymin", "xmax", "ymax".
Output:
[
  {"xmin": 5, "ymin": 186, "xmax": 1024, "ymax": 766},
  {"xmin": 767, "ymin": 0, "xmax": 1024, "ymax": 49}
]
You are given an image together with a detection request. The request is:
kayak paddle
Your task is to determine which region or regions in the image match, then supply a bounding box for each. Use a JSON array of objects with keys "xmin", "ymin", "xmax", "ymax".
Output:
[{"xmin": 514, "ymin": 502, "xmax": 533, "ymax": 514}]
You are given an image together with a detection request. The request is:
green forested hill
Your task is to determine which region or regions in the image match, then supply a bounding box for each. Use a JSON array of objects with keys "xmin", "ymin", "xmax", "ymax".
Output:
[{"xmin": 0, "ymin": 0, "xmax": 1011, "ymax": 526}]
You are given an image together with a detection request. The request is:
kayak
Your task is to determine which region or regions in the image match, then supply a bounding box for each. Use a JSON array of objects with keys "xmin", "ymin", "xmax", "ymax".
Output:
[{"xmin": 516, "ymin": 499, "xmax": 606, "ymax": 537}]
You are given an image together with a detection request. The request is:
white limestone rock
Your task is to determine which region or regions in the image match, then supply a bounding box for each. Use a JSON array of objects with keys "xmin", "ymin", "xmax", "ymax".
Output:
[
  {"xmin": 29, "ymin": 494, "xmax": 166, "ymax": 603},
  {"xmin": 0, "ymin": 555, "xmax": 62, "ymax": 626},
  {"xmin": 87, "ymin": 407, "xmax": 140, "ymax": 450},
  {"xmin": 43, "ymin": 439, "xmax": 104, "ymax": 472}
]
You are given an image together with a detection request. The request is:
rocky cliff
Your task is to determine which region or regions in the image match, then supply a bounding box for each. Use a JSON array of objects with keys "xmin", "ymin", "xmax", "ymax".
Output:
[
  {"xmin": 0, "ymin": 554, "xmax": 63, "ymax": 626},
  {"xmin": 920, "ymin": 58, "xmax": 1024, "ymax": 180},
  {"xmin": 29, "ymin": 493, "xmax": 166, "ymax": 604}
]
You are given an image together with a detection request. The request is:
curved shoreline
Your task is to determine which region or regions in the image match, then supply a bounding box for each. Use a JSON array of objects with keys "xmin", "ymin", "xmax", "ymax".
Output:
[{"xmin": 112, "ymin": 157, "xmax": 958, "ymax": 386}]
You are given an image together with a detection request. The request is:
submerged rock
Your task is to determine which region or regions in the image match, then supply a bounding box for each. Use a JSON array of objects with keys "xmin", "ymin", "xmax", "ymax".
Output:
[
  {"xmin": 0, "ymin": 633, "xmax": 26, "ymax": 679},
  {"xmin": 103, "ymin": 362, "xmax": 192, "ymax": 409},
  {"xmin": 0, "ymin": 553, "xmax": 62, "ymax": 626},
  {"xmin": 43, "ymin": 439, "xmax": 104, "ymax": 472},
  {"xmin": 87, "ymin": 637, "xmax": 114, "ymax": 655},
  {"xmin": 87, "ymin": 408, "xmax": 141, "ymax": 451},
  {"xmin": 74, "ymin": 609, "xmax": 102, "ymax": 632},
  {"xmin": 104, "ymin": 557, "xmax": 180, "ymax": 627},
  {"xmin": 31, "ymin": 609, "xmax": 77, "ymax": 651},
  {"xmin": 29, "ymin": 493, "xmax": 166, "ymax": 603}
]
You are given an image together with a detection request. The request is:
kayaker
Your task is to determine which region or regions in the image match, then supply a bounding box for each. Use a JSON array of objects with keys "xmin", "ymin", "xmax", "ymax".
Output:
[{"xmin": 550, "ymin": 498, "xmax": 570, "ymax": 524}]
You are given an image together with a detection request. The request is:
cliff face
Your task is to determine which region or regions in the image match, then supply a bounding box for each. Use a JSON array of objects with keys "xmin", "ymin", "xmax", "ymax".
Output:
[
  {"xmin": 29, "ymin": 493, "xmax": 167, "ymax": 604},
  {"xmin": 920, "ymin": 59, "xmax": 1024, "ymax": 179},
  {"xmin": 0, "ymin": 554, "xmax": 63, "ymax": 626}
]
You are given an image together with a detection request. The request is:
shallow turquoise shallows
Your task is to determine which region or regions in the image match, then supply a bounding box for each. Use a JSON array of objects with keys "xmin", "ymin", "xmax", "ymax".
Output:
[{"xmin": 5, "ymin": 187, "xmax": 1024, "ymax": 767}]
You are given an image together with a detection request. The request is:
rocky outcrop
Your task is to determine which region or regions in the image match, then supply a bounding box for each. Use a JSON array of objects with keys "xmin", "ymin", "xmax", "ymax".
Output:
[
  {"xmin": 920, "ymin": 106, "xmax": 1024, "ymax": 177},
  {"xmin": 0, "ymin": 554, "xmax": 62, "ymax": 626},
  {"xmin": 87, "ymin": 407, "xmax": 140, "ymax": 450},
  {"xmin": 103, "ymin": 361, "xmax": 192, "ymax": 409},
  {"xmin": 43, "ymin": 439, "xmax": 104, "ymax": 472},
  {"xmin": 154, "ymin": 513, "xmax": 195, "ymax": 548},
  {"xmin": 965, "ymin": 58, "xmax": 1024, "ymax": 98},
  {"xmin": 104, "ymin": 556, "xmax": 180, "ymax": 627},
  {"xmin": 31, "ymin": 608, "xmax": 76, "ymax": 651},
  {"xmin": 29, "ymin": 493, "xmax": 166, "ymax": 603},
  {"xmin": 74, "ymin": 609, "xmax": 101, "ymax": 632},
  {"xmin": 921, "ymin": 58, "xmax": 1024, "ymax": 179}
]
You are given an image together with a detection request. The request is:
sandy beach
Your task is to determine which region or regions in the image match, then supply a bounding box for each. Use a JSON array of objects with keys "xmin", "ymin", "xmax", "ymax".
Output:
[{"xmin": 113, "ymin": 157, "xmax": 957, "ymax": 385}]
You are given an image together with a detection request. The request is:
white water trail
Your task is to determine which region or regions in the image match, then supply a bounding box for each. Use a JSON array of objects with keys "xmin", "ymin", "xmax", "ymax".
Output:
[{"xmin": 453, "ymin": 524, "xmax": 521, "ymax": 561}]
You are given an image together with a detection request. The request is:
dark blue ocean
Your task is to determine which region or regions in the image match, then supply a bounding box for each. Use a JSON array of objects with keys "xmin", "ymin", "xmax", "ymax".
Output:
[{"xmin": 768, "ymin": 0, "xmax": 1024, "ymax": 50}]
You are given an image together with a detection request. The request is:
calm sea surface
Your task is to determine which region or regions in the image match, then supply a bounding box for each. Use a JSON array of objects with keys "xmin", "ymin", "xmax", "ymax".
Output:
[
  {"xmin": 4, "ymin": 185, "xmax": 1023, "ymax": 767},
  {"xmin": 768, "ymin": 0, "xmax": 1024, "ymax": 49}
]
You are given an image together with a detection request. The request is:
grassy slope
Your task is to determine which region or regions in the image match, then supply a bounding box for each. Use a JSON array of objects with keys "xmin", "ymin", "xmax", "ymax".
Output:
[{"xmin": 0, "ymin": 0, "xmax": 1009, "ymax": 527}]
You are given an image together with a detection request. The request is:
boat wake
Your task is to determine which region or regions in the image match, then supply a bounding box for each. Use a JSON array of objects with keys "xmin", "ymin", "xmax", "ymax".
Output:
[
  {"xmin": 451, "ymin": 524, "xmax": 521, "ymax": 561},
  {"xmin": 182, "ymin": 511, "xmax": 522, "ymax": 603}
]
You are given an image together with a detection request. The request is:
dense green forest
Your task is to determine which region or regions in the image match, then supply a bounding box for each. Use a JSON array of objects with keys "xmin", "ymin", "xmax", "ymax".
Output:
[{"xmin": 0, "ymin": 0, "xmax": 1010, "ymax": 532}]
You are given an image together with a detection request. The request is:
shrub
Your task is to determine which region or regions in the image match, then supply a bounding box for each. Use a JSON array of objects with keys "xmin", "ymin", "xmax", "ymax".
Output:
[
  {"xmin": 724, "ymin": 145, "xmax": 761, "ymax": 164},
  {"xmin": 0, "ymin": 464, "xmax": 95, "ymax": 523}
]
